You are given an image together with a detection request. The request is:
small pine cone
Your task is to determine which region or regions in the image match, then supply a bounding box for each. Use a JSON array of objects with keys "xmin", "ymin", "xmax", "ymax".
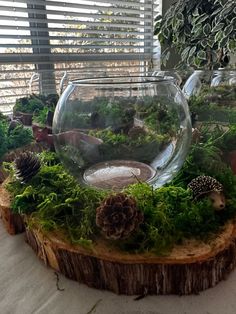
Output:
[
  {"xmin": 96, "ymin": 193, "xmax": 143, "ymax": 240},
  {"xmin": 128, "ymin": 126, "xmax": 146, "ymax": 139},
  {"xmin": 15, "ymin": 152, "xmax": 41, "ymax": 183}
]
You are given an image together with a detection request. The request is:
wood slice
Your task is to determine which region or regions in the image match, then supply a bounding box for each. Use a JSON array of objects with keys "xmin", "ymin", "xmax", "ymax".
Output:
[
  {"xmin": 24, "ymin": 220, "xmax": 236, "ymax": 295},
  {"xmin": 0, "ymin": 183, "xmax": 25, "ymax": 235}
]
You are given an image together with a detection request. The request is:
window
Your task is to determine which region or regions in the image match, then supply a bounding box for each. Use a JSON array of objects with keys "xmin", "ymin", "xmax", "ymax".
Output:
[{"xmin": 0, "ymin": 0, "xmax": 160, "ymax": 112}]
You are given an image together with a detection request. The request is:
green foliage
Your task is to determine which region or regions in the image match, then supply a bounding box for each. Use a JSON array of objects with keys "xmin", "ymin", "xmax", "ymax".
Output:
[
  {"xmin": 0, "ymin": 119, "xmax": 33, "ymax": 160},
  {"xmin": 188, "ymin": 84, "xmax": 236, "ymax": 140},
  {"xmin": 32, "ymin": 107, "xmax": 50, "ymax": 126},
  {"xmin": 7, "ymin": 125, "xmax": 33, "ymax": 150},
  {"xmin": 121, "ymin": 183, "xmax": 224, "ymax": 254},
  {"xmin": 155, "ymin": 0, "xmax": 236, "ymax": 68},
  {"xmin": 0, "ymin": 120, "xmax": 8, "ymax": 159},
  {"xmin": 171, "ymin": 124, "xmax": 236, "ymax": 200},
  {"xmin": 6, "ymin": 153, "xmax": 107, "ymax": 243},
  {"xmin": 6, "ymin": 120, "xmax": 236, "ymax": 254},
  {"xmin": 89, "ymin": 129, "xmax": 165, "ymax": 146},
  {"xmin": 214, "ymin": 124, "xmax": 236, "ymax": 152},
  {"xmin": 38, "ymin": 151, "xmax": 60, "ymax": 166},
  {"xmin": 14, "ymin": 94, "xmax": 58, "ymax": 123},
  {"xmin": 88, "ymin": 128, "xmax": 166, "ymax": 165},
  {"xmin": 14, "ymin": 96, "xmax": 44, "ymax": 113}
]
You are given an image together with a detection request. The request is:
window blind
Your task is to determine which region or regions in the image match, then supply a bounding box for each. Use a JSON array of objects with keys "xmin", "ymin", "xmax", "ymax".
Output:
[{"xmin": 0, "ymin": 0, "xmax": 160, "ymax": 112}]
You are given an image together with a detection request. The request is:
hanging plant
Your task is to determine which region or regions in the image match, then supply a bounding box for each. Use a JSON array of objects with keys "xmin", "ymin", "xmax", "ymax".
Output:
[{"xmin": 155, "ymin": 0, "xmax": 236, "ymax": 69}]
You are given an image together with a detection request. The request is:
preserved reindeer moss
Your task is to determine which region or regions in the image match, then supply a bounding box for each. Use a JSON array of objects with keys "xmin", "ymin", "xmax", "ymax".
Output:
[
  {"xmin": 0, "ymin": 115, "xmax": 33, "ymax": 160},
  {"xmin": 5, "ymin": 123, "xmax": 236, "ymax": 255}
]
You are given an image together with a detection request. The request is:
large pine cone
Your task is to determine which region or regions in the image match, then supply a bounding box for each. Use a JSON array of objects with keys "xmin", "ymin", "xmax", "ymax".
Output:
[
  {"xmin": 96, "ymin": 193, "xmax": 143, "ymax": 240},
  {"xmin": 15, "ymin": 152, "xmax": 41, "ymax": 183}
]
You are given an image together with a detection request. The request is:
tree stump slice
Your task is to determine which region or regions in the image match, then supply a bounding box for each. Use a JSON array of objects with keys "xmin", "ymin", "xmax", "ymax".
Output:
[
  {"xmin": 0, "ymin": 183, "xmax": 25, "ymax": 235},
  {"xmin": 24, "ymin": 221, "xmax": 236, "ymax": 295}
]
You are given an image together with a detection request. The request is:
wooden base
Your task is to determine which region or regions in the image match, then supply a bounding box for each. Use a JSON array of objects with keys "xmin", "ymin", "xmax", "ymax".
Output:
[
  {"xmin": 0, "ymin": 183, "xmax": 25, "ymax": 235},
  {"xmin": 24, "ymin": 220, "xmax": 236, "ymax": 295},
  {"xmin": 1, "ymin": 179, "xmax": 236, "ymax": 295}
]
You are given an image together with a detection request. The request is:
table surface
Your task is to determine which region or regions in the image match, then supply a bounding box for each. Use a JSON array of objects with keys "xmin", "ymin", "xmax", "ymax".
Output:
[{"xmin": 0, "ymin": 222, "xmax": 236, "ymax": 314}]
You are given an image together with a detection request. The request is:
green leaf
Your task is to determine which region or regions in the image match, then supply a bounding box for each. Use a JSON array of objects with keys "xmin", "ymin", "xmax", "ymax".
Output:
[
  {"xmin": 203, "ymin": 23, "xmax": 211, "ymax": 36},
  {"xmin": 192, "ymin": 8, "xmax": 199, "ymax": 17},
  {"xmin": 220, "ymin": 6, "xmax": 233, "ymax": 17},
  {"xmin": 208, "ymin": 37, "xmax": 216, "ymax": 48},
  {"xmin": 215, "ymin": 30, "xmax": 224, "ymax": 42},
  {"xmin": 212, "ymin": 7, "xmax": 223, "ymax": 16},
  {"xmin": 181, "ymin": 46, "xmax": 191, "ymax": 60},
  {"xmin": 155, "ymin": 15, "xmax": 162, "ymax": 22},
  {"xmin": 201, "ymin": 39, "xmax": 209, "ymax": 48},
  {"xmin": 212, "ymin": 23, "xmax": 224, "ymax": 33},
  {"xmin": 219, "ymin": 36, "xmax": 228, "ymax": 48},
  {"xmin": 189, "ymin": 46, "xmax": 197, "ymax": 57},
  {"xmin": 191, "ymin": 24, "xmax": 202, "ymax": 35},
  {"xmin": 162, "ymin": 28, "xmax": 170, "ymax": 39},
  {"xmin": 231, "ymin": 17, "xmax": 236, "ymax": 26},
  {"xmin": 224, "ymin": 25, "xmax": 234, "ymax": 36},
  {"xmin": 187, "ymin": 46, "xmax": 197, "ymax": 64},
  {"xmin": 176, "ymin": 12, "xmax": 184, "ymax": 22},
  {"xmin": 197, "ymin": 50, "xmax": 207, "ymax": 60},
  {"xmin": 161, "ymin": 49, "xmax": 170, "ymax": 66},
  {"xmin": 195, "ymin": 14, "xmax": 209, "ymax": 25}
]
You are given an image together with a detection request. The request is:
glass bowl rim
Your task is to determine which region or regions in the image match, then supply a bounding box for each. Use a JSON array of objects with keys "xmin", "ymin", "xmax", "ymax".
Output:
[
  {"xmin": 192, "ymin": 68, "xmax": 236, "ymax": 73},
  {"xmin": 68, "ymin": 75, "xmax": 176, "ymax": 86}
]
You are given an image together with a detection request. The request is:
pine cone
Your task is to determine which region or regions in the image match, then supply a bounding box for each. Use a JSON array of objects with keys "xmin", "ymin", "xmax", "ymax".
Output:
[
  {"xmin": 96, "ymin": 193, "xmax": 143, "ymax": 240},
  {"xmin": 15, "ymin": 152, "xmax": 41, "ymax": 183}
]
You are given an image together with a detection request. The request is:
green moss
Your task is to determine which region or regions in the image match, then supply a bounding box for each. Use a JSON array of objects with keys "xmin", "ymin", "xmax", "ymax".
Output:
[
  {"xmin": 6, "ymin": 153, "xmax": 107, "ymax": 243},
  {"xmin": 0, "ymin": 119, "xmax": 33, "ymax": 160},
  {"xmin": 32, "ymin": 107, "xmax": 50, "ymax": 126},
  {"xmin": 14, "ymin": 96, "xmax": 44, "ymax": 113},
  {"xmin": 0, "ymin": 121, "xmax": 8, "ymax": 159},
  {"xmin": 189, "ymin": 85, "xmax": 236, "ymax": 123},
  {"xmin": 121, "ymin": 184, "xmax": 221, "ymax": 253},
  {"xmin": 14, "ymin": 94, "xmax": 57, "ymax": 128},
  {"xmin": 7, "ymin": 125, "xmax": 32, "ymax": 150},
  {"xmin": 5, "ymin": 120, "xmax": 236, "ymax": 255}
]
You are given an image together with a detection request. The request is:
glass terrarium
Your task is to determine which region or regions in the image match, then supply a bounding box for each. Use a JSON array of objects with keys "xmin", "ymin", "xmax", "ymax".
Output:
[
  {"xmin": 182, "ymin": 69, "xmax": 236, "ymax": 175},
  {"xmin": 53, "ymin": 76, "xmax": 192, "ymax": 190},
  {"xmin": 183, "ymin": 70, "xmax": 236, "ymax": 125}
]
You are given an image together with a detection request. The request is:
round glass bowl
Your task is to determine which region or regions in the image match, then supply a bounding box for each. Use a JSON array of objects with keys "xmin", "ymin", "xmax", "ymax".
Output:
[
  {"xmin": 182, "ymin": 70, "xmax": 236, "ymax": 124},
  {"xmin": 53, "ymin": 76, "xmax": 192, "ymax": 190}
]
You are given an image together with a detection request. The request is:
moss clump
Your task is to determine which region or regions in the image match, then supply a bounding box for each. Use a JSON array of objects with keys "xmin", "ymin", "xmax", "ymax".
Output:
[
  {"xmin": 14, "ymin": 94, "xmax": 58, "ymax": 127},
  {"xmin": 0, "ymin": 115, "xmax": 33, "ymax": 160},
  {"xmin": 6, "ymin": 153, "xmax": 107, "ymax": 245},
  {"xmin": 14, "ymin": 96, "xmax": 44, "ymax": 113},
  {"xmin": 5, "ymin": 144, "xmax": 236, "ymax": 255},
  {"xmin": 5, "ymin": 121, "xmax": 236, "ymax": 255}
]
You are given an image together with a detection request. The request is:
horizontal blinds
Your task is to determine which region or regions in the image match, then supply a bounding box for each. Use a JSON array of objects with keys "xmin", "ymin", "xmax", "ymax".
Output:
[{"xmin": 0, "ymin": 0, "xmax": 160, "ymax": 111}]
